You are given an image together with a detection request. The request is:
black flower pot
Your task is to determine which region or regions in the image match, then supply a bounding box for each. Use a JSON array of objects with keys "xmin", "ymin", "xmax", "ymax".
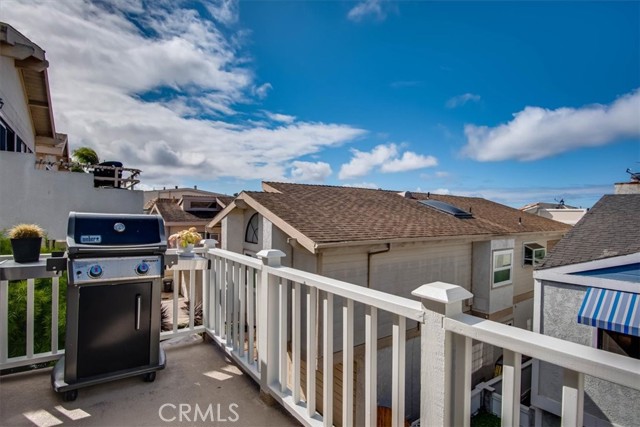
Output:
[{"xmin": 10, "ymin": 237, "xmax": 42, "ymax": 263}]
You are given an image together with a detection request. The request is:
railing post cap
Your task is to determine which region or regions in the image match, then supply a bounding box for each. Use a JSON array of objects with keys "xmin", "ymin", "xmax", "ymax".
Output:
[
  {"xmin": 412, "ymin": 281, "xmax": 473, "ymax": 304},
  {"xmin": 256, "ymin": 249, "xmax": 286, "ymax": 259},
  {"xmin": 257, "ymin": 249, "xmax": 286, "ymax": 266}
]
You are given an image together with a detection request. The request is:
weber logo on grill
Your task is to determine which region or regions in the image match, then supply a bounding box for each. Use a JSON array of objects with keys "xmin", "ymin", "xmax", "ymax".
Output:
[{"xmin": 80, "ymin": 235, "xmax": 102, "ymax": 244}]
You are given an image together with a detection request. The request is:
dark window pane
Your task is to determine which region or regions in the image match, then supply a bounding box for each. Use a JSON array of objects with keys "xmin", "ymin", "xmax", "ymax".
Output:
[
  {"xmin": 494, "ymin": 269, "xmax": 511, "ymax": 284},
  {"xmin": 7, "ymin": 128, "xmax": 15, "ymax": 151},
  {"xmin": 0, "ymin": 125, "xmax": 6, "ymax": 151}
]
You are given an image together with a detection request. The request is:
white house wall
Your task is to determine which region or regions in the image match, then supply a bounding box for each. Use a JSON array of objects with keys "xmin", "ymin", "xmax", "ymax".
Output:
[
  {"xmin": 0, "ymin": 56, "xmax": 35, "ymax": 150},
  {"xmin": 536, "ymin": 280, "xmax": 640, "ymax": 427},
  {"xmin": 0, "ymin": 152, "xmax": 143, "ymax": 240}
]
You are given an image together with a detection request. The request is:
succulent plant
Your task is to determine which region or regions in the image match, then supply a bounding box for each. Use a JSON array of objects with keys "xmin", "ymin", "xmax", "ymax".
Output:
[{"xmin": 7, "ymin": 224, "xmax": 45, "ymax": 239}]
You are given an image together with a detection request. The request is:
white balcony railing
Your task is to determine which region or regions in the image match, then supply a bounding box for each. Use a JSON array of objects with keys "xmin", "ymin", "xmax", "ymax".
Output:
[{"xmin": 1, "ymin": 249, "xmax": 638, "ymax": 427}]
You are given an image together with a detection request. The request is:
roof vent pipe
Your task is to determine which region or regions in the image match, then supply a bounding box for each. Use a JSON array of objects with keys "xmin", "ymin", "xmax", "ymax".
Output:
[
  {"xmin": 427, "ymin": 192, "xmax": 430, "ymax": 199},
  {"xmin": 398, "ymin": 191, "xmax": 413, "ymax": 199}
]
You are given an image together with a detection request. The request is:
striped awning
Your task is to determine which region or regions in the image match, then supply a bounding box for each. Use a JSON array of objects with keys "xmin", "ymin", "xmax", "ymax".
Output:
[{"xmin": 578, "ymin": 288, "xmax": 639, "ymax": 337}]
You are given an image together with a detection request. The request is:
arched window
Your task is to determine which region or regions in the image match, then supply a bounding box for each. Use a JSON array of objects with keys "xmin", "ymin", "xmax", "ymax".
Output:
[{"xmin": 245, "ymin": 213, "xmax": 259, "ymax": 244}]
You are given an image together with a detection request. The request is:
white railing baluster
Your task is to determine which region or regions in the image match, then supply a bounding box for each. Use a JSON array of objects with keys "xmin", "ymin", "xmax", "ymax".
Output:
[
  {"xmin": 452, "ymin": 334, "xmax": 472, "ymax": 427},
  {"xmin": 247, "ymin": 267, "xmax": 255, "ymax": 366},
  {"xmin": 561, "ymin": 369, "xmax": 584, "ymax": 427},
  {"xmin": 323, "ymin": 291, "xmax": 333, "ymax": 427},
  {"xmin": 343, "ymin": 298, "xmax": 354, "ymax": 427},
  {"xmin": 501, "ymin": 349, "xmax": 522, "ymax": 427},
  {"xmin": 292, "ymin": 281, "xmax": 301, "ymax": 403},
  {"xmin": 0, "ymin": 280, "xmax": 8, "ymax": 363},
  {"xmin": 225, "ymin": 260, "xmax": 232, "ymax": 344},
  {"xmin": 365, "ymin": 305, "xmax": 377, "ymax": 427},
  {"xmin": 26, "ymin": 279, "xmax": 34, "ymax": 358},
  {"xmin": 279, "ymin": 279, "xmax": 288, "ymax": 393},
  {"xmin": 239, "ymin": 264, "xmax": 246, "ymax": 359},
  {"xmin": 51, "ymin": 276, "xmax": 60, "ymax": 354},
  {"xmin": 216, "ymin": 256, "xmax": 223, "ymax": 336},
  {"xmin": 172, "ymin": 269, "xmax": 179, "ymax": 334},
  {"xmin": 189, "ymin": 268, "xmax": 195, "ymax": 330},
  {"xmin": 307, "ymin": 286, "xmax": 317, "ymax": 417},
  {"xmin": 205, "ymin": 255, "xmax": 213, "ymax": 331},
  {"xmin": 233, "ymin": 262, "xmax": 239, "ymax": 350},
  {"xmin": 391, "ymin": 314, "xmax": 406, "ymax": 427}
]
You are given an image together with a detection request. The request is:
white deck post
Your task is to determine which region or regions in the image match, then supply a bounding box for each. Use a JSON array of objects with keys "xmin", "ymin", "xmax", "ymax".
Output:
[
  {"xmin": 561, "ymin": 369, "xmax": 584, "ymax": 427},
  {"xmin": 502, "ymin": 349, "xmax": 522, "ymax": 427},
  {"xmin": 412, "ymin": 282, "xmax": 473, "ymax": 427},
  {"xmin": 257, "ymin": 249, "xmax": 286, "ymax": 400}
]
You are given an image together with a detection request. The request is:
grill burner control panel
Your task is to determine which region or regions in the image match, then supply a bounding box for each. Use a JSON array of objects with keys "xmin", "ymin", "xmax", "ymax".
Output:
[{"xmin": 72, "ymin": 256, "xmax": 162, "ymax": 284}]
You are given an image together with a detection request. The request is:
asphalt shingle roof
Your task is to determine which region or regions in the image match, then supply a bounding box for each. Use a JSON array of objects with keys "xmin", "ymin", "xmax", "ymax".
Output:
[
  {"xmin": 151, "ymin": 199, "xmax": 212, "ymax": 223},
  {"xmin": 538, "ymin": 194, "xmax": 640, "ymax": 269},
  {"xmin": 243, "ymin": 182, "xmax": 570, "ymax": 245}
]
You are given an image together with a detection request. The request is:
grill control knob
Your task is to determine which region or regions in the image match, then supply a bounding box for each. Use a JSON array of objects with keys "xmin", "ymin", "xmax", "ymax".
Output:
[
  {"xmin": 136, "ymin": 262, "xmax": 150, "ymax": 275},
  {"xmin": 88, "ymin": 264, "xmax": 103, "ymax": 278}
]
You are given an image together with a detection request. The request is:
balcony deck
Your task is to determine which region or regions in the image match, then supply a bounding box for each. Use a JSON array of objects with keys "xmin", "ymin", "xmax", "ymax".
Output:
[{"xmin": 0, "ymin": 337, "xmax": 300, "ymax": 427}]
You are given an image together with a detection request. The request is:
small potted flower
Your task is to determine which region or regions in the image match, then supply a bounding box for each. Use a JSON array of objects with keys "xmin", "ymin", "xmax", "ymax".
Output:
[
  {"xmin": 7, "ymin": 224, "xmax": 45, "ymax": 263},
  {"xmin": 177, "ymin": 227, "xmax": 202, "ymax": 256}
]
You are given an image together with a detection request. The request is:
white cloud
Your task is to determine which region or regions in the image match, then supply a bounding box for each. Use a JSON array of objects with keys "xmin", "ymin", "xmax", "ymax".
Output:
[
  {"xmin": 253, "ymin": 83, "xmax": 272, "ymax": 99},
  {"xmin": 3, "ymin": 1, "xmax": 366, "ymax": 185},
  {"xmin": 265, "ymin": 112, "xmax": 296, "ymax": 124},
  {"xmin": 343, "ymin": 182, "xmax": 379, "ymax": 189},
  {"xmin": 462, "ymin": 89, "xmax": 640, "ymax": 161},
  {"xmin": 380, "ymin": 151, "xmax": 437, "ymax": 173},
  {"xmin": 347, "ymin": 0, "xmax": 391, "ymax": 22},
  {"xmin": 290, "ymin": 161, "xmax": 332, "ymax": 182},
  {"xmin": 435, "ymin": 171, "xmax": 450, "ymax": 178},
  {"xmin": 446, "ymin": 93, "xmax": 481, "ymax": 109},
  {"xmin": 205, "ymin": 0, "xmax": 239, "ymax": 26},
  {"xmin": 432, "ymin": 188, "xmax": 451, "ymax": 195},
  {"xmin": 450, "ymin": 184, "xmax": 610, "ymax": 208},
  {"xmin": 339, "ymin": 143, "xmax": 437, "ymax": 179}
]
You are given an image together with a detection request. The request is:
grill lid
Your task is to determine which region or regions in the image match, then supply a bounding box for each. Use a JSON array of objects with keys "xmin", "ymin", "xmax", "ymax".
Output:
[{"xmin": 67, "ymin": 212, "xmax": 166, "ymax": 255}]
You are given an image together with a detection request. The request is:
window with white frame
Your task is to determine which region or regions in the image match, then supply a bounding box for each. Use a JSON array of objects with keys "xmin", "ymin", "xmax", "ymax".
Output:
[
  {"xmin": 523, "ymin": 242, "xmax": 546, "ymax": 266},
  {"xmin": 245, "ymin": 213, "xmax": 259, "ymax": 244},
  {"xmin": 492, "ymin": 249, "xmax": 513, "ymax": 287}
]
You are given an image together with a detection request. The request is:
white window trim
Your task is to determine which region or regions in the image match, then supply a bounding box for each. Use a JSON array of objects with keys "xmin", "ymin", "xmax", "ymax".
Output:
[
  {"xmin": 492, "ymin": 249, "xmax": 514, "ymax": 287},
  {"xmin": 523, "ymin": 242, "xmax": 546, "ymax": 267}
]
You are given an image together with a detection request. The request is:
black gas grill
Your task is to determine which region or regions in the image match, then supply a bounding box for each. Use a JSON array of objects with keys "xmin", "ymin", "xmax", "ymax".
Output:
[{"xmin": 50, "ymin": 212, "xmax": 171, "ymax": 401}]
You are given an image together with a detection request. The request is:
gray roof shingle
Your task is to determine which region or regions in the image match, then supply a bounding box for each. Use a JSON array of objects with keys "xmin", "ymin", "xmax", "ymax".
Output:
[{"xmin": 538, "ymin": 194, "xmax": 640, "ymax": 269}]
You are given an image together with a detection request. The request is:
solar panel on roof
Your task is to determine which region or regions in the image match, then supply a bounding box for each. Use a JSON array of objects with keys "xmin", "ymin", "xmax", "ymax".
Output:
[{"xmin": 419, "ymin": 199, "xmax": 473, "ymax": 218}]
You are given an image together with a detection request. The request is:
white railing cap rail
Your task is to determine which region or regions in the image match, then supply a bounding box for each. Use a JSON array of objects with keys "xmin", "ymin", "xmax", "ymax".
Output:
[
  {"xmin": 445, "ymin": 313, "xmax": 640, "ymax": 391},
  {"xmin": 267, "ymin": 265, "xmax": 424, "ymax": 322},
  {"xmin": 207, "ymin": 248, "xmax": 264, "ymax": 270}
]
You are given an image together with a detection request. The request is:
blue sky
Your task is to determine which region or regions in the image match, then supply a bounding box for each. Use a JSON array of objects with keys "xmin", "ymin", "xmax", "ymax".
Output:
[{"xmin": 5, "ymin": 1, "xmax": 639, "ymax": 207}]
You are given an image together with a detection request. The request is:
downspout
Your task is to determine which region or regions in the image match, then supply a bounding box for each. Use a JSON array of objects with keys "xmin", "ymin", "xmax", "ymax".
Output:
[{"xmin": 367, "ymin": 243, "xmax": 391, "ymax": 288}]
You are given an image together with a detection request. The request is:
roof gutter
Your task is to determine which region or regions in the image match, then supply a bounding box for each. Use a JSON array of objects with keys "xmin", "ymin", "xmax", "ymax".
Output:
[{"xmin": 315, "ymin": 229, "xmax": 569, "ymax": 250}]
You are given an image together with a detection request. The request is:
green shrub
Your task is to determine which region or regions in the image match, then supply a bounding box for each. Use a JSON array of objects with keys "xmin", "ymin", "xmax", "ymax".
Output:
[{"xmin": 7, "ymin": 275, "xmax": 67, "ymax": 358}]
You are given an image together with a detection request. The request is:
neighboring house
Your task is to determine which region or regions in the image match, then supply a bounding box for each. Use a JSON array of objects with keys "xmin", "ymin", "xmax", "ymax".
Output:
[
  {"xmin": 146, "ymin": 191, "xmax": 233, "ymax": 242},
  {"xmin": 143, "ymin": 186, "xmax": 231, "ymax": 210},
  {"xmin": 0, "ymin": 22, "xmax": 142, "ymax": 240},
  {"xmin": 532, "ymin": 194, "xmax": 640, "ymax": 427},
  {"xmin": 208, "ymin": 182, "xmax": 570, "ymax": 422},
  {"xmin": 520, "ymin": 200, "xmax": 587, "ymax": 226},
  {"xmin": 614, "ymin": 169, "xmax": 640, "ymax": 194}
]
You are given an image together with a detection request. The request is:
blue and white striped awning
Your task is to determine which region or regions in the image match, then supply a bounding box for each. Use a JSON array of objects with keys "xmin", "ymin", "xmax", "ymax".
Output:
[{"xmin": 578, "ymin": 288, "xmax": 639, "ymax": 337}]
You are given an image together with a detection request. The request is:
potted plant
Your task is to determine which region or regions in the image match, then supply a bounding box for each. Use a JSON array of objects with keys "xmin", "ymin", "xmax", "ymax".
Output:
[
  {"xmin": 7, "ymin": 224, "xmax": 45, "ymax": 263},
  {"xmin": 177, "ymin": 227, "xmax": 202, "ymax": 255}
]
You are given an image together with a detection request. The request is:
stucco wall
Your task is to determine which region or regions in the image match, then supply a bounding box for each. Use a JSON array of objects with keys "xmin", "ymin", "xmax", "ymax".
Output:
[
  {"xmin": 0, "ymin": 152, "xmax": 143, "ymax": 240},
  {"xmin": 0, "ymin": 56, "xmax": 35, "ymax": 149},
  {"xmin": 538, "ymin": 281, "xmax": 640, "ymax": 426}
]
